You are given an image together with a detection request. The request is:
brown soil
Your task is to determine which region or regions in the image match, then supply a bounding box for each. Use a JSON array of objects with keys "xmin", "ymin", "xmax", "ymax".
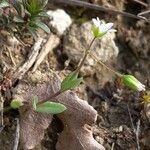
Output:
[{"xmin": 0, "ymin": 1, "xmax": 150, "ymax": 150}]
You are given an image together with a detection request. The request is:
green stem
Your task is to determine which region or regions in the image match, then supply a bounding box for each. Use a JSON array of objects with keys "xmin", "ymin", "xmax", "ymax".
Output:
[
  {"xmin": 90, "ymin": 53, "xmax": 122, "ymax": 77},
  {"xmin": 36, "ymin": 36, "xmax": 121, "ymax": 107},
  {"xmin": 74, "ymin": 37, "xmax": 96, "ymax": 74},
  {"xmin": 36, "ymin": 38, "xmax": 97, "ymax": 106},
  {"xmin": 37, "ymin": 90, "xmax": 62, "ymax": 106}
]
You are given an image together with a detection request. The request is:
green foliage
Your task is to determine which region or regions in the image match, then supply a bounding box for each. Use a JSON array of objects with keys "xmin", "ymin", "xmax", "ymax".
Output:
[
  {"xmin": 36, "ymin": 102, "xmax": 66, "ymax": 114},
  {"xmin": 0, "ymin": 0, "xmax": 50, "ymax": 39},
  {"xmin": 61, "ymin": 72, "xmax": 83, "ymax": 92},
  {"xmin": 22, "ymin": 0, "xmax": 48, "ymax": 16},
  {"xmin": 10, "ymin": 99, "xmax": 23, "ymax": 109},
  {"xmin": 32, "ymin": 95, "xmax": 39, "ymax": 110},
  {"xmin": 32, "ymin": 96, "xmax": 66, "ymax": 114}
]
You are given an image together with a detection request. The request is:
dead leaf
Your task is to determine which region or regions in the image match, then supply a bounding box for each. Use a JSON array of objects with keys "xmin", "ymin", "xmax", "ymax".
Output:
[{"xmin": 13, "ymin": 73, "xmax": 105, "ymax": 150}]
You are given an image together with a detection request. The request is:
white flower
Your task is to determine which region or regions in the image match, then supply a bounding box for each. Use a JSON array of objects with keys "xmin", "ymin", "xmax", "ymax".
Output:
[
  {"xmin": 92, "ymin": 17, "xmax": 116, "ymax": 38},
  {"xmin": 122, "ymin": 75, "xmax": 146, "ymax": 92}
]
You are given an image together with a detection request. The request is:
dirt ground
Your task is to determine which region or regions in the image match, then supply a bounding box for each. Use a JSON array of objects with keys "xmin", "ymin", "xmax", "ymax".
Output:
[{"xmin": 0, "ymin": 0, "xmax": 150, "ymax": 150}]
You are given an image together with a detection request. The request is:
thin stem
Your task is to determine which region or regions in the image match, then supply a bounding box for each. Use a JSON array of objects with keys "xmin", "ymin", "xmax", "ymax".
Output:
[
  {"xmin": 37, "ymin": 38, "xmax": 96, "ymax": 106},
  {"xmin": 37, "ymin": 90, "xmax": 62, "ymax": 106},
  {"xmin": 0, "ymin": 95, "xmax": 4, "ymax": 130},
  {"xmin": 127, "ymin": 105, "xmax": 140, "ymax": 150},
  {"xmin": 90, "ymin": 53, "xmax": 122, "ymax": 77},
  {"xmin": 75, "ymin": 37, "xmax": 96, "ymax": 74}
]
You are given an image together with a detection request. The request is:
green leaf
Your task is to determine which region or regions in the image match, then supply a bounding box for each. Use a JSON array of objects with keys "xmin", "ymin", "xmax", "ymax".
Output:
[
  {"xmin": 36, "ymin": 102, "xmax": 66, "ymax": 114},
  {"xmin": 38, "ymin": 11, "xmax": 49, "ymax": 18},
  {"xmin": 11, "ymin": 0, "xmax": 22, "ymax": 15},
  {"xmin": 22, "ymin": 0, "xmax": 48, "ymax": 16},
  {"xmin": 61, "ymin": 72, "xmax": 76, "ymax": 87},
  {"xmin": 13, "ymin": 16, "xmax": 25, "ymax": 23},
  {"xmin": 0, "ymin": 1, "xmax": 9, "ymax": 8},
  {"xmin": 32, "ymin": 96, "xmax": 39, "ymax": 110},
  {"xmin": 64, "ymin": 77, "xmax": 83, "ymax": 91},
  {"xmin": 34, "ymin": 21, "xmax": 50, "ymax": 33},
  {"xmin": 27, "ymin": 26, "xmax": 38, "ymax": 39},
  {"xmin": 61, "ymin": 72, "xmax": 83, "ymax": 91}
]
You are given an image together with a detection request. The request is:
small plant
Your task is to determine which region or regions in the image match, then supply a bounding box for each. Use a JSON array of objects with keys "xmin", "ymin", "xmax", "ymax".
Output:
[
  {"xmin": 0, "ymin": 0, "xmax": 50, "ymax": 39},
  {"xmin": 7, "ymin": 16, "xmax": 146, "ymax": 114}
]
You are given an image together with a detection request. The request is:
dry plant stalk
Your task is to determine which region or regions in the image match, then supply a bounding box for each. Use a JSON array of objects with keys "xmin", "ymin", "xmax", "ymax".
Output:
[{"xmin": 32, "ymin": 34, "xmax": 60, "ymax": 72}]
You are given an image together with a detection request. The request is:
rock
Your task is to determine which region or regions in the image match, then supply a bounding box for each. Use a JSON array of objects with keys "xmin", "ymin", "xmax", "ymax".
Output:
[
  {"xmin": 63, "ymin": 21, "xmax": 119, "ymax": 88},
  {"xmin": 47, "ymin": 9, "xmax": 72, "ymax": 35}
]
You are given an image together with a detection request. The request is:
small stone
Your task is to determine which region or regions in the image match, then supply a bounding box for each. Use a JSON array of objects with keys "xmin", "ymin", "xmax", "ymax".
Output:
[
  {"xmin": 47, "ymin": 9, "xmax": 72, "ymax": 35},
  {"xmin": 118, "ymin": 125, "xmax": 123, "ymax": 132}
]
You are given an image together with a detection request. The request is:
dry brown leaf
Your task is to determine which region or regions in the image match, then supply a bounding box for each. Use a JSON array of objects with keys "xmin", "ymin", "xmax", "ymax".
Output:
[{"xmin": 13, "ymin": 73, "xmax": 105, "ymax": 150}]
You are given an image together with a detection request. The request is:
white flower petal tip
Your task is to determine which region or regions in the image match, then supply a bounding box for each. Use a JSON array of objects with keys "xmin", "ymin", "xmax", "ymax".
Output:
[
  {"xmin": 109, "ymin": 29, "xmax": 117, "ymax": 32},
  {"xmin": 137, "ymin": 82, "xmax": 146, "ymax": 91},
  {"xmin": 92, "ymin": 17, "xmax": 116, "ymax": 38}
]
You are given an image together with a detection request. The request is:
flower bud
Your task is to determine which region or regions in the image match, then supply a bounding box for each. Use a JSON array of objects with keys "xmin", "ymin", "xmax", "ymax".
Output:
[
  {"xmin": 122, "ymin": 75, "xmax": 145, "ymax": 91},
  {"xmin": 10, "ymin": 99, "xmax": 23, "ymax": 109}
]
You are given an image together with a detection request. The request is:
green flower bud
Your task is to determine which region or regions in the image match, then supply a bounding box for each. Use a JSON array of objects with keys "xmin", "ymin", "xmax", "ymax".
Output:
[
  {"xmin": 10, "ymin": 99, "xmax": 23, "ymax": 109},
  {"xmin": 122, "ymin": 75, "xmax": 145, "ymax": 91}
]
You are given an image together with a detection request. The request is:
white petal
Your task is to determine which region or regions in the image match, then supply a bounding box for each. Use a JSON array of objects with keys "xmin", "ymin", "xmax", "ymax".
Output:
[
  {"xmin": 92, "ymin": 18, "xmax": 116, "ymax": 35},
  {"xmin": 96, "ymin": 17, "xmax": 101, "ymax": 24},
  {"xmin": 108, "ymin": 29, "xmax": 117, "ymax": 32},
  {"xmin": 92, "ymin": 18, "xmax": 99, "ymax": 27},
  {"xmin": 99, "ymin": 23, "xmax": 113, "ymax": 33},
  {"xmin": 105, "ymin": 23, "xmax": 114, "ymax": 30},
  {"xmin": 92, "ymin": 18, "xmax": 97, "ymax": 25},
  {"xmin": 137, "ymin": 82, "xmax": 145, "ymax": 91}
]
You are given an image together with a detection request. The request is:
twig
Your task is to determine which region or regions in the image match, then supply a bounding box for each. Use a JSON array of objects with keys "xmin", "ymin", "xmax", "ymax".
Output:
[
  {"xmin": 133, "ymin": 0, "xmax": 148, "ymax": 7},
  {"xmin": 14, "ymin": 37, "xmax": 44, "ymax": 79},
  {"xmin": 52, "ymin": 0, "xmax": 147, "ymax": 20},
  {"xmin": 111, "ymin": 143, "xmax": 115, "ymax": 150},
  {"xmin": 7, "ymin": 47, "xmax": 16, "ymax": 66},
  {"xmin": 13, "ymin": 118, "xmax": 20, "ymax": 150},
  {"xmin": 32, "ymin": 34, "xmax": 60, "ymax": 72},
  {"xmin": 0, "ymin": 94, "xmax": 4, "ymax": 132},
  {"xmin": 127, "ymin": 105, "xmax": 140, "ymax": 150},
  {"xmin": 138, "ymin": 9, "xmax": 150, "ymax": 16},
  {"xmin": 136, "ymin": 119, "xmax": 141, "ymax": 150},
  {"xmin": 89, "ymin": 53, "xmax": 122, "ymax": 77}
]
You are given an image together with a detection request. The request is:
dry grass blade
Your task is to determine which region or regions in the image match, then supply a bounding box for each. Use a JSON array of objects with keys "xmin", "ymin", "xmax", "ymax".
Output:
[
  {"xmin": 133, "ymin": 0, "xmax": 148, "ymax": 7},
  {"xmin": 13, "ymin": 118, "xmax": 20, "ymax": 150},
  {"xmin": 53, "ymin": 0, "xmax": 146, "ymax": 20},
  {"xmin": 14, "ymin": 37, "xmax": 44, "ymax": 79}
]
